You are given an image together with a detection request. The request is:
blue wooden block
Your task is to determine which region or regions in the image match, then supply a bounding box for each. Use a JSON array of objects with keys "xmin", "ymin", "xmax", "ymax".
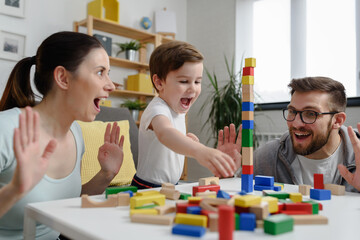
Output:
[
  {"xmin": 172, "ymin": 224, "xmax": 206, "ymax": 237},
  {"xmin": 242, "ymin": 102, "xmax": 254, "ymax": 111},
  {"xmin": 241, "ymin": 174, "xmax": 253, "ymax": 193},
  {"xmin": 255, "ymin": 175, "xmax": 274, "ymax": 186},
  {"xmin": 240, "ymin": 213, "xmax": 256, "ymax": 231},
  {"xmin": 217, "ymin": 190, "xmax": 231, "ymax": 199},
  {"xmin": 122, "ymin": 190, "xmax": 134, "ymax": 197},
  {"xmin": 238, "ymin": 190, "xmax": 248, "ymax": 196},
  {"xmin": 242, "ymin": 120, "xmax": 254, "ymax": 129},
  {"xmin": 254, "ymin": 185, "xmax": 274, "ymax": 191},
  {"xmin": 310, "ymin": 189, "xmax": 331, "ymax": 200},
  {"xmin": 273, "ymin": 185, "xmax": 282, "ymax": 191},
  {"xmin": 187, "ymin": 206, "xmax": 202, "ymax": 215}
]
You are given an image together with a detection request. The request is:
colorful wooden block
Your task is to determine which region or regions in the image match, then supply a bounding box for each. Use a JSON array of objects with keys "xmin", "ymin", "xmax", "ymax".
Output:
[
  {"xmin": 264, "ymin": 214, "xmax": 293, "ymax": 235},
  {"xmin": 180, "ymin": 193, "xmax": 192, "ymax": 200},
  {"xmin": 245, "ymin": 58, "xmax": 256, "ymax": 67},
  {"xmin": 188, "ymin": 197, "xmax": 202, "ymax": 204},
  {"xmin": 242, "ymin": 92, "xmax": 255, "ymax": 102},
  {"xmin": 282, "ymin": 203, "xmax": 313, "ymax": 215},
  {"xmin": 219, "ymin": 205, "xmax": 234, "ymax": 240},
  {"xmin": 235, "ymin": 195, "xmax": 261, "ymax": 208},
  {"xmin": 262, "ymin": 190, "xmax": 289, "ymax": 200},
  {"xmin": 240, "ymin": 213, "xmax": 256, "ymax": 231},
  {"xmin": 87, "ymin": 0, "xmax": 119, "ymax": 23},
  {"xmin": 242, "ymin": 111, "xmax": 254, "ymax": 121},
  {"xmin": 105, "ymin": 186, "xmax": 137, "ymax": 198},
  {"xmin": 242, "ymin": 102, "xmax": 254, "ymax": 111},
  {"xmin": 175, "ymin": 213, "xmax": 208, "ymax": 227},
  {"xmin": 299, "ymin": 184, "xmax": 311, "ymax": 195},
  {"xmin": 274, "ymin": 183, "xmax": 284, "ymax": 191},
  {"xmin": 255, "ymin": 175, "xmax": 274, "ymax": 186},
  {"xmin": 261, "ymin": 196, "xmax": 279, "ymax": 213},
  {"xmin": 135, "ymin": 190, "xmax": 160, "ymax": 196},
  {"xmin": 192, "ymin": 184, "xmax": 220, "ymax": 196},
  {"xmin": 310, "ymin": 189, "xmax": 331, "ymax": 200},
  {"xmin": 130, "ymin": 194, "xmax": 165, "ymax": 209},
  {"xmin": 324, "ymin": 183, "xmax": 345, "ymax": 195},
  {"xmin": 241, "ymin": 174, "xmax": 254, "ymax": 193},
  {"xmin": 242, "ymin": 165, "xmax": 253, "ymax": 175},
  {"xmin": 242, "ymin": 129, "xmax": 253, "ymax": 147},
  {"xmin": 172, "ymin": 224, "xmax": 206, "ymax": 237},
  {"xmin": 196, "ymin": 191, "xmax": 217, "ymax": 198},
  {"xmin": 242, "ymin": 120, "xmax": 254, "ymax": 129},
  {"xmin": 254, "ymin": 185, "xmax": 274, "ymax": 191},
  {"xmin": 242, "ymin": 147, "xmax": 253, "ymax": 165},
  {"xmin": 176, "ymin": 202, "xmax": 199, "ymax": 213},
  {"xmin": 314, "ymin": 173, "xmax": 324, "ymax": 189},
  {"xmin": 217, "ymin": 190, "xmax": 231, "ymax": 199},
  {"xmin": 302, "ymin": 200, "xmax": 319, "ymax": 214},
  {"xmin": 134, "ymin": 203, "xmax": 157, "ymax": 209},
  {"xmin": 199, "ymin": 176, "xmax": 220, "ymax": 186},
  {"xmin": 187, "ymin": 206, "xmax": 202, "ymax": 215},
  {"xmin": 243, "ymin": 67, "xmax": 254, "ymax": 76},
  {"xmin": 242, "ymin": 75, "xmax": 254, "ymax": 85},
  {"xmin": 273, "ymin": 186, "xmax": 282, "ymax": 191},
  {"xmin": 289, "ymin": 193, "xmax": 302, "ymax": 203},
  {"xmin": 129, "ymin": 209, "xmax": 158, "ymax": 216}
]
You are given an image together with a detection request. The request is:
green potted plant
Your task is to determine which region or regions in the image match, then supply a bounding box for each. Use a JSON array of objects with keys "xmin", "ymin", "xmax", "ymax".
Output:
[
  {"xmin": 121, "ymin": 99, "xmax": 147, "ymax": 121},
  {"xmin": 200, "ymin": 56, "xmax": 259, "ymax": 148},
  {"xmin": 114, "ymin": 40, "xmax": 143, "ymax": 61}
]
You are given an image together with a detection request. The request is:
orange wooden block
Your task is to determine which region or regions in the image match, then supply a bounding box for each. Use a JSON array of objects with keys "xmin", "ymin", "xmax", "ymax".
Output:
[
  {"xmin": 242, "ymin": 92, "xmax": 254, "ymax": 102},
  {"xmin": 242, "ymin": 111, "xmax": 254, "ymax": 121}
]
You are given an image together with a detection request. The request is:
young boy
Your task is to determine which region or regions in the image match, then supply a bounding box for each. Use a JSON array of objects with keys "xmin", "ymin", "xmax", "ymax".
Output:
[{"xmin": 131, "ymin": 41, "xmax": 237, "ymax": 189}]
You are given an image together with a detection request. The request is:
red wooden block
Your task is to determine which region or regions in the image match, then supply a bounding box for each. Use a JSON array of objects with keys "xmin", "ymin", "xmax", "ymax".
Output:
[
  {"xmin": 192, "ymin": 184, "xmax": 220, "ymax": 196},
  {"xmin": 176, "ymin": 202, "xmax": 199, "ymax": 213},
  {"xmin": 242, "ymin": 165, "xmax": 254, "ymax": 175},
  {"xmin": 277, "ymin": 203, "xmax": 285, "ymax": 213},
  {"xmin": 318, "ymin": 203, "xmax": 323, "ymax": 211},
  {"xmin": 283, "ymin": 203, "xmax": 313, "ymax": 214},
  {"xmin": 243, "ymin": 67, "xmax": 254, "ymax": 76},
  {"xmin": 219, "ymin": 205, "xmax": 234, "ymax": 240},
  {"xmin": 235, "ymin": 206, "xmax": 250, "ymax": 214},
  {"xmin": 280, "ymin": 210, "xmax": 311, "ymax": 215},
  {"xmin": 314, "ymin": 174, "xmax": 324, "ymax": 189}
]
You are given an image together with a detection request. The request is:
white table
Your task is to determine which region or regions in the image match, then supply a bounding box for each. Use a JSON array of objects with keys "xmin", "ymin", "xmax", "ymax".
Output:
[{"xmin": 24, "ymin": 178, "xmax": 360, "ymax": 240}]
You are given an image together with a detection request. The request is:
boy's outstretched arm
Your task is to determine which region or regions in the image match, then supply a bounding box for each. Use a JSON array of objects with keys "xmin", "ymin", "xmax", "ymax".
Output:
[
  {"xmin": 151, "ymin": 115, "xmax": 236, "ymax": 177},
  {"xmin": 338, "ymin": 123, "xmax": 360, "ymax": 191}
]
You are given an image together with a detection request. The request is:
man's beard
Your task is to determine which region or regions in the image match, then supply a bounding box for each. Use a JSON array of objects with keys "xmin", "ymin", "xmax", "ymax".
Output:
[{"xmin": 290, "ymin": 120, "xmax": 333, "ymax": 156}]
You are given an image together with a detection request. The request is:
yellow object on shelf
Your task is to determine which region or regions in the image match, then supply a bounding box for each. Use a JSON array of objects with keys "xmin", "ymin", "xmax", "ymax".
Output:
[
  {"xmin": 87, "ymin": 0, "xmax": 119, "ymax": 23},
  {"xmin": 127, "ymin": 73, "xmax": 153, "ymax": 94},
  {"xmin": 99, "ymin": 99, "xmax": 112, "ymax": 107}
]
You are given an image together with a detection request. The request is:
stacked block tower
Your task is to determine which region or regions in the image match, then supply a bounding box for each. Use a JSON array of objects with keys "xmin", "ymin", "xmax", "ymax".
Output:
[{"xmin": 241, "ymin": 57, "xmax": 256, "ymax": 193}]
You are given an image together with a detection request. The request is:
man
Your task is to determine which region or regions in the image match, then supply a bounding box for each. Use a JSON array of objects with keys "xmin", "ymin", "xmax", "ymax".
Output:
[{"xmin": 231, "ymin": 77, "xmax": 359, "ymax": 192}]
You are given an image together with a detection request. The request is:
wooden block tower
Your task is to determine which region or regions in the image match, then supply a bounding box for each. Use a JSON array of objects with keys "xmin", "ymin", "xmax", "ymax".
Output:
[{"xmin": 241, "ymin": 57, "xmax": 256, "ymax": 193}]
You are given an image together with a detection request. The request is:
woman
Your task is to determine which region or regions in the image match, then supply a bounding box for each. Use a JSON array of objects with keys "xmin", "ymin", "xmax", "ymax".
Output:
[{"xmin": 0, "ymin": 31, "xmax": 124, "ymax": 239}]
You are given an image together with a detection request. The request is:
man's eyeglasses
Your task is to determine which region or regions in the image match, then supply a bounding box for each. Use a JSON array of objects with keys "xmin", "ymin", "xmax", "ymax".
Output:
[{"xmin": 282, "ymin": 108, "xmax": 338, "ymax": 124}]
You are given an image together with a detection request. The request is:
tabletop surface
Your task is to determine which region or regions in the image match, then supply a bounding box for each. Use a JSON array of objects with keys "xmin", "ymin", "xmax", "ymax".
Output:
[{"xmin": 25, "ymin": 177, "xmax": 360, "ymax": 240}]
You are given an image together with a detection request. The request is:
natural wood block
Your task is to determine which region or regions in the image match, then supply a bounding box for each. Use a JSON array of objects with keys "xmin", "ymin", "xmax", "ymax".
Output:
[
  {"xmin": 130, "ymin": 214, "xmax": 174, "ymax": 225},
  {"xmin": 242, "ymin": 84, "xmax": 254, "ymax": 94},
  {"xmin": 242, "ymin": 111, "xmax": 254, "ymax": 121},
  {"xmin": 242, "ymin": 147, "xmax": 253, "ymax": 165},
  {"xmin": 291, "ymin": 215, "xmax": 328, "ymax": 225},
  {"xmin": 242, "ymin": 92, "xmax": 254, "ymax": 102},
  {"xmin": 81, "ymin": 194, "xmax": 125, "ymax": 208},
  {"xmin": 324, "ymin": 184, "xmax": 345, "ymax": 195},
  {"xmin": 199, "ymin": 176, "xmax": 220, "ymax": 186},
  {"xmin": 162, "ymin": 182, "xmax": 175, "ymax": 189},
  {"xmin": 160, "ymin": 188, "xmax": 180, "ymax": 200},
  {"xmin": 196, "ymin": 191, "xmax": 217, "ymax": 198},
  {"xmin": 155, "ymin": 205, "xmax": 176, "ymax": 215},
  {"xmin": 208, "ymin": 213, "xmax": 219, "ymax": 232},
  {"xmin": 249, "ymin": 201, "xmax": 269, "ymax": 220},
  {"xmin": 299, "ymin": 184, "xmax": 311, "ymax": 195}
]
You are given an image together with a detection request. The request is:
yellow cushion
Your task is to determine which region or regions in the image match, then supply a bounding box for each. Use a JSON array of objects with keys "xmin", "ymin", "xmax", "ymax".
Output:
[{"xmin": 77, "ymin": 120, "xmax": 136, "ymax": 186}]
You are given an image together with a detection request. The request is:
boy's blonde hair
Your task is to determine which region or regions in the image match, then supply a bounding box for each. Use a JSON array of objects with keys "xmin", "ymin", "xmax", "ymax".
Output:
[{"xmin": 149, "ymin": 40, "xmax": 204, "ymax": 92}]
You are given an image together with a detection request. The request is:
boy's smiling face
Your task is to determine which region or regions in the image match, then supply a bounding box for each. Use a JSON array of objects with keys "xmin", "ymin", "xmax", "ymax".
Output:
[{"xmin": 154, "ymin": 61, "xmax": 203, "ymax": 114}]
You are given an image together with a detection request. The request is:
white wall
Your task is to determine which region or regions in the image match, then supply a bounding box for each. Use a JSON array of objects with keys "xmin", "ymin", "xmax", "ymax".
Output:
[
  {"xmin": 0, "ymin": 0, "xmax": 187, "ymax": 98},
  {"xmin": 186, "ymin": 0, "xmax": 237, "ymax": 181}
]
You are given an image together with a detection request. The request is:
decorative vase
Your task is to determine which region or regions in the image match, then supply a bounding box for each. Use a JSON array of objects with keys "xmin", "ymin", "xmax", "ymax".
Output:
[
  {"xmin": 125, "ymin": 49, "xmax": 136, "ymax": 61},
  {"xmin": 130, "ymin": 110, "xmax": 139, "ymax": 121}
]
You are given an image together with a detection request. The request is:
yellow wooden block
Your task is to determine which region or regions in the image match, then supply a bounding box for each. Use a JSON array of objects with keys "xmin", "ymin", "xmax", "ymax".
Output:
[
  {"xmin": 261, "ymin": 196, "xmax": 278, "ymax": 213},
  {"xmin": 274, "ymin": 183, "xmax": 284, "ymax": 191},
  {"xmin": 188, "ymin": 197, "xmax": 202, "ymax": 204},
  {"xmin": 242, "ymin": 76, "xmax": 254, "ymax": 85},
  {"xmin": 242, "ymin": 111, "xmax": 254, "ymax": 121},
  {"xmin": 99, "ymin": 99, "xmax": 112, "ymax": 107},
  {"xmin": 135, "ymin": 190, "xmax": 160, "ymax": 196},
  {"xmin": 245, "ymin": 58, "xmax": 256, "ymax": 67},
  {"xmin": 234, "ymin": 195, "xmax": 261, "ymax": 208},
  {"xmin": 289, "ymin": 192, "xmax": 302, "ymax": 203},
  {"xmin": 130, "ymin": 208, "xmax": 158, "ymax": 216},
  {"xmin": 87, "ymin": 0, "xmax": 119, "ymax": 23},
  {"xmin": 130, "ymin": 194, "xmax": 165, "ymax": 209},
  {"xmin": 242, "ymin": 147, "xmax": 253, "ymax": 165},
  {"xmin": 175, "ymin": 213, "xmax": 207, "ymax": 227},
  {"xmin": 127, "ymin": 73, "xmax": 153, "ymax": 94}
]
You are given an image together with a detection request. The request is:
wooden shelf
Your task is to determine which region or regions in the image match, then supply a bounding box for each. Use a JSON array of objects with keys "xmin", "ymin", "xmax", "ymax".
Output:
[
  {"xmin": 109, "ymin": 57, "xmax": 149, "ymax": 70},
  {"xmin": 110, "ymin": 89, "xmax": 156, "ymax": 98}
]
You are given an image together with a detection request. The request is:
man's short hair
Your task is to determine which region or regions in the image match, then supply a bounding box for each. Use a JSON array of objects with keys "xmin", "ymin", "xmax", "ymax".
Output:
[
  {"xmin": 149, "ymin": 40, "xmax": 203, "ymax": 92},
  {"xmin": 288, "ymin": 76, "xmax": 347, "ymax": 112}
]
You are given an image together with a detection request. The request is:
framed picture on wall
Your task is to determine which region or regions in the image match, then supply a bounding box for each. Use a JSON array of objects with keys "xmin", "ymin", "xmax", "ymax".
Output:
[
  {"xmin": 0, "ymin": 30, "xmax": 25, "ymax": 61},
  {"xmin": 0, "ymin": 0, "xmax": 25, "ymax": 18}
]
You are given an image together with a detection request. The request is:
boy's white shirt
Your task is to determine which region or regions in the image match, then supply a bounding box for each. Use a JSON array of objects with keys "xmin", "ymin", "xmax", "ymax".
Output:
[{"xmin": 136, "ymin": 97, "xmax": 186, "ymax": 185}]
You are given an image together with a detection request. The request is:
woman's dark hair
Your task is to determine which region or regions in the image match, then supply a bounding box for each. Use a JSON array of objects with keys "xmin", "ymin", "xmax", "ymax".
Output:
[{"xmin": 0, "ymin": 31, "xmax": 103, "ymax": 111}]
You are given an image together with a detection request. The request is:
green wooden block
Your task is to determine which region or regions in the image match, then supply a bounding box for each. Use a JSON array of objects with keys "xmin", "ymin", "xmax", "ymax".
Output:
[
  {"xmin": 263, "ymin": 190, "xmax": 289, "ymax": 200},
  {"xmin": 279, "ymin": 199, "xmax": 293, "ymax": 203},
  {"xmin": 135, "ymin": 203, "xmax": 157, "ymax": 209},
  {"xmin": 242, "ymin": 129, "xmax": 253, "ymax": 147},
  {"xmin": 234, "ymin": 213, "xmax": 240, "ymax": 230},
  {"xmin": 180, "ymin": 193, "xmax": 192, "ymax": 200},
  {"xmin": 302, "ymin": 200, "xmax": 319, "ymax": 214},
  {"xmin": 264, "ymin": 214, "xmax": 294, "ymax": 235},
  {"xmin": 105, "ymin": 186, "xmax": 138, "ymax": 198}
]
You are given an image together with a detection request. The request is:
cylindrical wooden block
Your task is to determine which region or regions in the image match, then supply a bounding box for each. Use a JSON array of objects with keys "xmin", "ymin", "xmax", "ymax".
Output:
[{"xmin": 218, "ymin": 205, "xmax": 234, "ymax": 240}]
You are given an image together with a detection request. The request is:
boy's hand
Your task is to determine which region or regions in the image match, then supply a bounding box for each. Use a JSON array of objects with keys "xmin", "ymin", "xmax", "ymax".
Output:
[
  {"xmin": 338, "ymin": 123, "xmax": 360, "ymax": 191},
  {"xmin": 195, "ymin": 146, "xmax": 236, "ymax": 177},
  {"xmin": 217, "ymin": 124, "xmax": 242, "ymax": 169},
  {"xmin": 98, "ymin": 122, "xmax": 124, "ymax": 181},
  {"xmin": 186, "ymin": 133, "xmax": 199, "ymax": 142}
]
